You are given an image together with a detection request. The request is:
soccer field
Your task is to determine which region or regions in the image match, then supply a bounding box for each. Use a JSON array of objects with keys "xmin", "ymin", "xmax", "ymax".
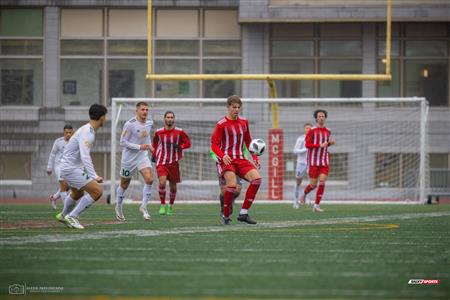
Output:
[{"xmin": 0, "ymin": 203, "xmax": 449, "ymax": 299}]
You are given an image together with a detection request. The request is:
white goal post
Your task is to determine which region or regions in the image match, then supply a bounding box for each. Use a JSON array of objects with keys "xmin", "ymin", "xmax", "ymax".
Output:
[{"xmin": 110, "ymin": 97, "xmax": 428, "ymax": 204}]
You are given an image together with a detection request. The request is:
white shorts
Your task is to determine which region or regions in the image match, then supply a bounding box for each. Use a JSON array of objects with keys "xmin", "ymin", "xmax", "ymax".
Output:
[
  {"xmin": 60, "ymin": 167, "xmax": 94, "ymax": 190},
  {"xmin": 295, "ymin": 163, "xmax": 308, "ymax": 178},
  {"xmin": 120, "ymin": 155, "xmax": 152, "ymax": 179},
  {"xmin": 54, "ymin": 165, "xmax": 64, "ymax": 182}
]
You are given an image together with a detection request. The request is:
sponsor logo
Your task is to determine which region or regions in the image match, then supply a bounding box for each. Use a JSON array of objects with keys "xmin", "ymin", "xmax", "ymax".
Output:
[{"xmin": 408, "ymin": 279, "xmax": 440, "ymax": 285}]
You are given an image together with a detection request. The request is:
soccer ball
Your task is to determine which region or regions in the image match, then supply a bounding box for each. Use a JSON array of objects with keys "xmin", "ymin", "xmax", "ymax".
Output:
[{"xmin": 249, "ymin": 139, "xmax": 266, "ymax": 156}]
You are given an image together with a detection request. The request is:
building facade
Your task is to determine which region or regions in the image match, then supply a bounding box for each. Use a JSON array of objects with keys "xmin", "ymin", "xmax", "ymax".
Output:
[{"xmin": 0, "ymin": 0, "xmax": 449, "ymax": 199}]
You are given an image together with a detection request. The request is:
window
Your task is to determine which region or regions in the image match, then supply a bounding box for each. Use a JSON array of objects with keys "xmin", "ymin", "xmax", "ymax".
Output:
[
  {"xmin": 0, "ymin": 9, "xmax": 43, "ymax": 106},
  {"xmin": 0, "ymin": 153, "xmax": 31, "ymax": 180},
  {"xmin": 375, "ymin": 153, "xmax": 420, "ymax": 188},
  {"xmin": 377, "ymin": 23, "xmax": 449, "ymax": 106}
]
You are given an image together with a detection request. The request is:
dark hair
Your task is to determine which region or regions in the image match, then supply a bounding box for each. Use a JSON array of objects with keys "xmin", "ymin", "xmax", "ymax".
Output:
[
  {"xmin": 136, "ymin": 101, "xmax": 148, "ymax": 108},
  {"xmin": 164, "ymin": 111, "xmax": 175, "ymax": 118},
  {"xmin": 89, "ymin": 104, "xmax": 108, "ymax": 120},
  {"xmin": 313, "ymin": 109, "xmax": 328, "ymax": 119},
  {"xmin": 227, "ymin": 95, "xmax": 242, "ymax": 107},
  {"xmin": 63, "ymin": 124, "xmax": 73, "ymax": 130},
  {"xmin": 303, "ymin": 122, "xmax": 312, "ymax": 127}
]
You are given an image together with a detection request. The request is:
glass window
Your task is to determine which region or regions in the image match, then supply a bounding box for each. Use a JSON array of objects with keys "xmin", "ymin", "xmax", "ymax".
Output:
[
  {"xmin": 320, "ymin": 23, "xmax": 362, "ymax": 37},
  {"xmin": 0, "ymin": 40, "xmax": 43, "ymax": 55},
  {"xmin": 156, "ymin": 10, "xmax": 198, "ymax": 37},
  {"xmin": 375, "ymin": 153, "xmax": 400, "ymax": 188},
  {"xmin": 156, "ymin": 40, "xmax": 199, "ymax": 56},
  {"xmin": 405, "ymin": 60, "xmax": 448, "ymax": 106},
  {"xmin": 271, "ymin": 59, "xmax": 314, "ymax": 97},
  {"xmin": 320, "ymin": 41, "xmax": 362, "ymax": 57},
  {"xmin": 377, "ymin": 60, "xmax": 400, "ymax": 97},
  {"xmin": 377, "ymin": 23, "xmax": 401, "ymax": 37},
  {"xmin": 405, "ymin": 23, "xmax": 448, "ymax": 37},
  {"xmin": 0, "ymin": 59, "xmax": 43, "ymax": 105},
  {"xmin": 271, "ymin": 41, "xmax": 313, "ymax": 57},
  {"xmin": 272, "ymin": 23, "xmax": 314, "ymax": 38},
  {"xmin": 430, "ymin": 153, "xmax": 449, "ymax": 168},
  {"xmin": 61, "ymin": 40, "xmax": 104, "ymax": 56},
  {"xmin": 61, "ymin": 59, "xmax": 103, "ymax": 106},
  {"xmin": 405, "ymin": 41, "xmax": 448, "ymax": 57},
  {"xmin": 329, "ymin": 153, "xmax": 348, "ymax": 181},
  {"xmin": 203, "ymin": 40, "xmax": 240, "ymax": 57},
  {"xmin": 0, "ymin": 9, "xmax": 43, "ymax": 37},
  {"xmin": 61, "ymin": 9, "xmax": 103, "ymax": 37},
  {"xmin": 155, "ymin": 59, "xmax": 199, "ymax": 97},
  {"xmin": 377, "ymin": 40, "xmax": 400, "ymax": 57},
  {"xmin": 319, "ymin": 60, "xmax": 362, "ymax": 97},
  {"xmin": 0, "ymin": 153, "xmax": 31, "ymax": 180},
  {"xmin": 108, "ymin": 40, "xmax": 147, "ymax": 56},
  {"xmin": 203, "ymin": 59, "xmax": 241, "ymax": 98},
  {"xmin": 109, "ymin": 9, "xmax": 147, "ymax": 37},
  {"xmin": 401, "ymin": 153, "xmax": 420, "ymax": 188},
  {"xmin": 108, "ymin": 59, "xmax": 150, "ymax": 103},
  {"xmin": 204, "ymin": 10, "xmax": 240, "ymax": 38}
]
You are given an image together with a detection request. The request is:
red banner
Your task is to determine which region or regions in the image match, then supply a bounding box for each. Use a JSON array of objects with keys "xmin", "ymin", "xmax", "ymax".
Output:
[{"xmin": 268, "ymin": 128, "xmax": 284, "ymax": 200}]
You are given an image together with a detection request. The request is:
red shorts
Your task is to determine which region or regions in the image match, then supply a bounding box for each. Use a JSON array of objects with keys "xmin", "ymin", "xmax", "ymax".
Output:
[
  {"xmin": 308, "ymin": 165, "xmax": 329, "ymax": 178},
  {"xmin": 218, "ymin": 158, "xmax": 256, "ymax": 179},
  {"xmin": 156, "ymin": 162, "xmax": 181, "ymax": 183}
]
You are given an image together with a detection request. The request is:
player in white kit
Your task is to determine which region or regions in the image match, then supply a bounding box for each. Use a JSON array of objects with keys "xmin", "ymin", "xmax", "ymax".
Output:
[
  {"xmin": 115, "ymin": 102, "xmax": 154, "ymax": 221},
  {"xmin": 46, "ymin": 125, "xmax": 73, "ymax": 209},
  {"xmin": 56, "ymin": 104, "xmax": 107, "ymax": 229},
  {"xmin": 293, "ymin": 123, "xmax": 312, "ymax": 208}
]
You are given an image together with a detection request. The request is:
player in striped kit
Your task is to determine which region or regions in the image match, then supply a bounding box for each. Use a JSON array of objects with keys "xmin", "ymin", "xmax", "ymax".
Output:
[
  {"xmin": 115, "ymin": 102, "xmax": 154, "ymax": 221},
  {"xmin": 292, "ymin": 122, "xmax": 312, "ymax": 208},
  {"xmin": 211, "ymin": 95, "xmax": 262, "ymax": 225},
  {"xmin": 299, "ymin": 109, "xmax": 335, "ymax": 212},
  {"xmin": 46, "ymin": 125, "xmax": 73, "ymax": 209},
  {"xmin": 152, "ymin": 111, "xmax": 191, "ymax": 216}
]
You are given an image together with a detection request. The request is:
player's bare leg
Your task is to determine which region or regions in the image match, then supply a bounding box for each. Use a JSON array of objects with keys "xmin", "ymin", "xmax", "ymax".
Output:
[
  {"xmin": 139, "ymin": 168, "xmax": 153, "ymax": 220},
  {"xmin": 313, "ymin": 174, "xmax": 327, "ymax": 212},
  {"xmin": 115, "ymin": 177, "xmax": 131, "ymax": 221},
  {"xmin": 238, "ymin": 169, "xmax": 261, "ymax": 225},
  {"xmin": 158, "ymin": 176, "xmax": 168, "ymax": 215}
]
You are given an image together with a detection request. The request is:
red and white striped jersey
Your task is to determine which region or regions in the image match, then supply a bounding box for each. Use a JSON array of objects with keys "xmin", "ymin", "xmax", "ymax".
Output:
[
  {"xmin": 305, "ymin": 126, "xmax": 332, "ymax": 167},
  {"xmin": 211, "ymin": 116, "xmax": 252, "ymax": 160},
  {"xmin": 152, "ymin": 127, "xmax": 190, "ymax": 166}
]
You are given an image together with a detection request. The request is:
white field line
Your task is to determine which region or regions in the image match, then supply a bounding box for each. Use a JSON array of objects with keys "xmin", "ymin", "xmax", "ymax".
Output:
[{"xmin": 0, "ymin": 211, "xmax": 449, "ymax": 246}]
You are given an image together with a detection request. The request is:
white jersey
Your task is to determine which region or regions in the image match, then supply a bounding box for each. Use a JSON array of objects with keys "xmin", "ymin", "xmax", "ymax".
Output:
[
  {"xmin": 60, "ymin": 123, "xmax": 98, "ymax": 179},
  {"xmin": 293, "ymin": 134, "xmax": 308, "ymax": 165},
  {"xmin": 47, "ymin": 137, "xmax": 67, "ymax": 171},
  {"xmin": 120, "ymin": 117, "xmax": 153, "ymax": 167}
]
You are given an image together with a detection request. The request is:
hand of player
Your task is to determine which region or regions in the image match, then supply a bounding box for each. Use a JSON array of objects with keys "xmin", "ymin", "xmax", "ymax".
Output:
[
  {"xmin": 151, "ymin": 156, "xmax": 156, "ymax": 163},
  {"xmin": 329, "ymin": 139, "xmax": 335, "ymax": 146},
  {"xmin": 172, "ymin": 143, "xmax": 179, "ymax": 151},
  {"xmin": 46, "ymin": 170, "xmax": 52, "ymax": 176},
  {"xmin": 95, "ymin": 176, "xmax": 103, "ymax": 183},
  {"xmin": 320, "ymin": 141, "xmax": 328, "ymax": 148},
  {"xmin": 140, "ymin": 144, "xmax": 151, "ymax": 151},
  {"xmin": 222, "ymin": 155, "xmax": 232, "ymax": 165}
]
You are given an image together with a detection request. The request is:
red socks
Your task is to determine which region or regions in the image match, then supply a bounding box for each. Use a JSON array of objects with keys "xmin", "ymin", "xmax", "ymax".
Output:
[
  {"xmin": 242, "ymin": 178, "xmax": 261, "ymax": 210},
  {"xmin": 304, "ymin": 184, "xmax": 316, "ymax": 195},
  {"xmin": 169, "ymin": 190, "xmax": 176, "ymax": 205},
  {"xmin": 223, "ymin": 186, "xmax": 236, "ymax": 218},
  {"xmin": 159, "ymin": 185, "xmax": 166, "ymax": 205},
  {"xmin": 316, "ymin": 181, "xmax": 325, "ymax": 205}
]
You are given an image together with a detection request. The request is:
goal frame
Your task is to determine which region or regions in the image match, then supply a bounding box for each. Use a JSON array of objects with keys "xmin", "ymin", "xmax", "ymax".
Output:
[{"xmin": 110, "ymin": 97, "xmax": 428, "ymax": 204}]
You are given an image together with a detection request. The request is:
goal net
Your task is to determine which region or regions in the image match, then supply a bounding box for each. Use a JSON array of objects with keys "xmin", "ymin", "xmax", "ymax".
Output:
[{"xmin": 110, "ymin": 97, "xmax": 428, "ymax": 204}]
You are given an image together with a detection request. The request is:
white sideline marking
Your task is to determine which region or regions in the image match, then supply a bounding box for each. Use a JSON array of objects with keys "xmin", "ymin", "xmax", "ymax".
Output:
[{"xmin": 0, "ymin": 211, "xmax": 448, "ymax": 246}]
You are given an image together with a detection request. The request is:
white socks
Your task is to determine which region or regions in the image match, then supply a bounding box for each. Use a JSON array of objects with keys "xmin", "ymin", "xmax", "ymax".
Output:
[
  {"xmin": 141, "ymin": 184, "xmax": 152, "ymax": 208},
  {"xmin": 116, "ymin": 186, "xmax": 125, "ymax": 206},
  {"xmin": 294, "ymin": 185, "xmax": 300, "ymax": 201},
  {"xmin": 52, "ymin": 189, "xmax": 60, "ymax": 200},
  {"xmin": 240, "ymin": 208, "xmax": 248, "ymax": 215},
  {"xmin": 61, "ymin": 194, "xmax": 77, "ymax": 217},
  {"xmin": 69, "ymin": 194, "xmax": 95, "ymax": 218}
]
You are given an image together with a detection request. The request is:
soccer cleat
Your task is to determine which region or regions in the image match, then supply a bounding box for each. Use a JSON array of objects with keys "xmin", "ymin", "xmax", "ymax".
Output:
[
  {"xmin": 56, "ymin": 212, "xmax": 72, "ymax": 228},
  {"xmin": 223, "ymin": 217, "xmax": 231, "ymax": 225},
  {"xmin": 237, "ymin": 214, "xmax": 257, "ymax": 225},
  {"xmin": 159, "ymin": 204, "xmax": 167, "ymax": 215},
  {"xmin": 115, "ymin": 204, "xmax": 126, "ymax": 222},
  {"xmin": 299, "ymin": 193, "xmax": 306, "ymax": 205},
  {"xmin": 64, "ymin": 215, "xmax": 84, "ymax": 229},
  {"xmin": 139, "ymin": 206, "xmax": 151, "ymax": 220},
  {"xmin": 50, "ymin": 195, "xmax": 57, "ymax": 210},
  {"xmin": 167, "ymin": 205, "xmax": 174, "ymax": 216},
  {"xmin": 313, "ymin": 205, "xmax": 324, "ymax": 213},
  {"xmin": 293, "ymin": 199, "xmax": 299, "ymax": 209}
]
